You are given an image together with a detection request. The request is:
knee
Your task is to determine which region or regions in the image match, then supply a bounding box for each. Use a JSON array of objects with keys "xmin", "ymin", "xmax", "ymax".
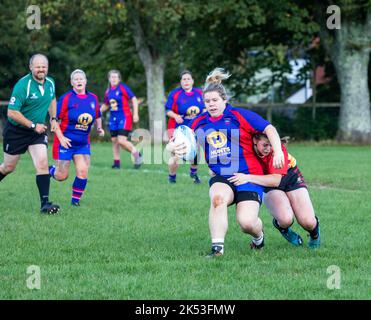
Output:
[
  {"xmin": 54, "ymin": 171, "xmax": 69, "ymax": 181},
  {"xmin": 298, "ymin": 216, "xmax": 317, "ymax": 231},
  {"xmin": 276, "ymin": 214, "xmax": 294, "ymax": 229},
  {"xmin": 3, "ymin": 163, "xmax": 16, "ymax": 174},
  {"xmin": 212, "ymin": 194, "xmax": 225, "ymax": 208},
  {"xmin": 238, "ymin": 216, "xmax": 258, "ymax": 233}
]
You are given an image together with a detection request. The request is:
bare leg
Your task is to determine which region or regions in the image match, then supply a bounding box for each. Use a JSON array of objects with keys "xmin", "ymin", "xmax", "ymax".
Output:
[
  {"xmin": 236, "ymin": 201, "xmax": 263, "ymax": 238},
  {"xmin": 53, "ymin": 160, "xmax": 71, "ymax": 181},
  {"xmin": 264, "ymin": 190, "xmax": 294, "ymax": 228},
  {"xmin": 287, "ymin": 188, "xmax": 317, "ymax": 232},
  {"xmin": 0, "ymin": 152, "xmax": 20, "ymax": 176},
  {"xmin": 207, "ymin": 182, "xmax": 234, "ymax": 255}
]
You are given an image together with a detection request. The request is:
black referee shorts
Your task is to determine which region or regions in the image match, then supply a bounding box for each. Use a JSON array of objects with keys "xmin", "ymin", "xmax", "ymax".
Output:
[{"xmin": 2, "ymin": 121, "xmax": 48, "ymax": 155}]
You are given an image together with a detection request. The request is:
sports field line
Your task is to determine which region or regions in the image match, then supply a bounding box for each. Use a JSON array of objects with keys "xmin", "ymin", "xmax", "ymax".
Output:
[{"xmin": 109, "ymin": 167, "xmax": 367, "ymax": 194}]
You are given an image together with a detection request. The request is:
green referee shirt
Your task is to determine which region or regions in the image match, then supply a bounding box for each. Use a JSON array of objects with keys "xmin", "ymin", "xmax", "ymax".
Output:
[{"xmin": 7, "ymin": 73, "xmax": 56, "ymax": 127}]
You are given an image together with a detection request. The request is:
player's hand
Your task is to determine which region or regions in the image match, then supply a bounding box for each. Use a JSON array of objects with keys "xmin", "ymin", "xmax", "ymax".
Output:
[
  {"xmin": 133, "ymin": 114, "xmax": 139, "ymax": 123},
  {"xmin": 209, "ymin": 169, "xmax": 216, "ymax": 177},
  {"xmin": 228, "ymin": 173, "xmax": 251, "ymax": 186},
  {"xmin": 35, "ymin": 123, "xmax": 47, "ymax": 134},
  {"xmin": 59, "ymin": 135, "xmax": 72, "ymax": 149},
  {"xmin": 273, "ymin": 151, "xmax": 284, "ymax": 169},
  {"xmin": 97, "ymin": 127, "xmax": 105, "ymax": 137},
  {"xmin": 166, "ymin": 139, "xmax": 186, "ymax": 157},
  {"xmin": 50, "ymin": 119, "xmax": 59, "ymax": 132},
  {"xmin": 175, "ymin": 115, "xmax": 184, "ymax": 124}
]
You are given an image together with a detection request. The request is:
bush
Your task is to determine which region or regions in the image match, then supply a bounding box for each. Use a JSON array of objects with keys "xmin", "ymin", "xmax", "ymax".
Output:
[{"xmin": 272, "ymin": 107, "xmax": 339, "ymax": 141}]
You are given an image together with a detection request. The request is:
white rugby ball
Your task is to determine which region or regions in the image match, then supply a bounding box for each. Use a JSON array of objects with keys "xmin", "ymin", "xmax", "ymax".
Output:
[{"xmin": 173, "ymin": 125, "xmax": 197, "ymax": 161}]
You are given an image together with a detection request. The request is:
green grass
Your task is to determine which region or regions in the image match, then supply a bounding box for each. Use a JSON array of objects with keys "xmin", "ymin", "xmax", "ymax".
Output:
[{"xmin": 0, "ymin": 142, "xmax": 370, "ymax": 299}]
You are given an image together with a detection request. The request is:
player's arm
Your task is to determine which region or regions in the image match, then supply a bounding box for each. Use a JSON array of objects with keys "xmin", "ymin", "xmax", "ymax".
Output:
[
  {"xmin": 100, "ymin": 103, "xmax": 109, "ymax": 113},
  {"xmin": 166, "ymin": 110, "xmax": 183, "ymax": 124},
  {"xmin": 131, "ymin": 96, "xmax": 139, "ymax": 123},
  {"xmin": 53, "ymin": 123, "xmax": 72, "ymax": 148},
  {"xmin": 165, "ymin": 91, "xmax": 183, "ymax": 124},
  {"xmin": 228, "ymin": 173, "xmax": 282, "ymax": 187},
  {"xmin": 263, "ymin": 124, "xmax": 284, "ymax": 169},
  {"xmin": 48, "ymin": 98, "xmax": 59, "ymax": 132},
  {"xmin": 95, "ymin": 117, "xmax": 105, "ymax": 137}
]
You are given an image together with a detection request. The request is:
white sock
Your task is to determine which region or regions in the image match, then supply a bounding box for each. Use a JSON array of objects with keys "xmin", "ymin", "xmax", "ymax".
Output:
[{"xmin": 252, "ymin": 234, "xmax": 264, "ymax": 246}]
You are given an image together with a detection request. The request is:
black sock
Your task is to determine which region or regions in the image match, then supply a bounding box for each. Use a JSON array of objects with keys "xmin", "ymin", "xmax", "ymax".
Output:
[
  {"xmin": 309, "ymin": 217, "xmax": 320, "ymax": 239},
  {"xmin": 0, "ymin": 172, "xmax": 6, "ymax": 182},
  {"xmin": 274, "ymin": 218, "xmax": 291, "ymax": 233},
  {"xmin": 36, "ymin": 174, "xmax": 50, "ymax": 206}
]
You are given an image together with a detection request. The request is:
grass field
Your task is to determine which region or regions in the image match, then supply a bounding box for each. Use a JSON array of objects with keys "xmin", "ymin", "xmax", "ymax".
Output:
[{"xmin": 0, "ymin": 142, "xmax": 370, "ymax": 300}]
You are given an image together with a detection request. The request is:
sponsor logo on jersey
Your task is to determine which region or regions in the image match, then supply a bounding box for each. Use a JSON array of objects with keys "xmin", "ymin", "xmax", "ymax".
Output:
[
  {"xmin": 184, "ymin": 106, "xmax": 200, "ymax": 119},
  {"xmin": 30, "ymin": 93, "xmax": 38, "ymax": 99},
  {"xmin": 207, "ymin": 131, "xmax": 227, "ymax": 148},
  {"xmin": 75, "ymin": 113, "xmax": 93, "ymax": 131},
  {"xmin": 109, "ymin": 99, "xmax": 118, "ymax": 111},
  {"xmin": 207, "ymin": 131, "xmax": 230, "ymax": 158}
]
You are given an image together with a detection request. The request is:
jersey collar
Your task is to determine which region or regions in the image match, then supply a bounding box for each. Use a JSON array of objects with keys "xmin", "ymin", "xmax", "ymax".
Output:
[{"xmin": 206, "ymin": 103, "xmax": 233, "ymax": 122}]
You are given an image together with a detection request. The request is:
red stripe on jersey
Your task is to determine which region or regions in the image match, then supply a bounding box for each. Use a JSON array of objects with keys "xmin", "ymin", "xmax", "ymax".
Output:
[
  {"xmin": 194, "ymin": 88, "xmax": 203, "ymax": 96},
  {"xmin": 190, "ymin": 114, "xmax": 207, "ymax": 131},
  {"xmin": 119, "ymin": 84, "xmax": 132, "ymax": 130},
  {"xmin": 90, "ymin": 92, "xmax": 101, "ymax": 119},
  {"xmin": 167, "ymin": 118, "xmax": 177, "ymax": 139},
  {"xmin": 103, "ymin": 89, "xmax": 109, "ymax": 105},
  {"xmin": 171, "ymin": 90, "xmax": 182, "ymax": 114},
  {"xmin": 230, "ymin": 110, "xmax": 263, "ymax": 175},
  {"xmin": 53, "ymin": 93, "xmax": 72, "ymax": 160}
]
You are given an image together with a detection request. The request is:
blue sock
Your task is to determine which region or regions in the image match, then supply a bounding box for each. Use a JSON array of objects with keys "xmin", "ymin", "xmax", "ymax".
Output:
[
  {"xmin": 72, "ymin": 177, "xmax": 88, "ymax": 204},
  {"xmin": 49, "ymin": 165, "xmax": 56, "ymax": 179},
  {"xmin": 190, "ymin": 168, "xmax": 197, "ymax": 175},
  {"xmin": 168, "ymin": 174, "xmax": 176, "ymax": 182}
]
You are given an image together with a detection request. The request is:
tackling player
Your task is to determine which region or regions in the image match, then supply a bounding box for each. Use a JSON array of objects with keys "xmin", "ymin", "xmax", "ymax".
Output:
[{"xmin": 228, "ymin": 134, "xmax": 321, "ymax": 248}]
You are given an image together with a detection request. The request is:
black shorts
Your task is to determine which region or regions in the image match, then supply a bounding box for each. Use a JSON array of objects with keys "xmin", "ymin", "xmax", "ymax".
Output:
[
  {"xmin": 110, "ymin": 129, "xmax": 131, "ymax": 138},
  {"xmin": 209, "ymin": 175, "xmax": 262, "ymax": 205},
  {"xmin": 2, "ymin": 121, "xmax": 48, "ymax": 155},
  {"xmin": 265, "ymin": 166, "xmax": 307, "ymax": 193}
]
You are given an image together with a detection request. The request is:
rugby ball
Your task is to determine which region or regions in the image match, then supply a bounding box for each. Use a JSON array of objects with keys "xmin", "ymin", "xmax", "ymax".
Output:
[{"xmin": 173, "ymin": 125, "xmax": 197, "ymax": 161}]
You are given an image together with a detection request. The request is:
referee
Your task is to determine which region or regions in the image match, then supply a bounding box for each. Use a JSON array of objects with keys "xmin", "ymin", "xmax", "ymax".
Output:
[{"xmin": 0, "ymin": 54, "xmax": 60, "ymax": 214}]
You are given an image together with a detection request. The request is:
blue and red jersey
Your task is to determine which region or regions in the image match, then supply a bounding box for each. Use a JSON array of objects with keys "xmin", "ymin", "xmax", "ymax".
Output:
[
  {"xmin": 190, "ymin": 104, "xmax": 270, "ymax": 177},
  {"xmin": 104, "ymin": 82, "xmax": 135, "ymax": 131},
  {"xmin": 52, "ymin": 90, "xmax": 101, "ymax": 159},
  {"xmin": 165, "ymin": 87, "xmax": 204, "ymax": 136}
]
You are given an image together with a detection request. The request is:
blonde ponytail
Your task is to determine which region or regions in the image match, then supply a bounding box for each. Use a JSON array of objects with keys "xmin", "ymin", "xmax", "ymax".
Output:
[
  {"xmin": 205, "ymin": 68, "xmax": 231, "ymax": 85},
  {"xmin": 203, "ymin": 68, "xmax": 231, "ymax": 100}
]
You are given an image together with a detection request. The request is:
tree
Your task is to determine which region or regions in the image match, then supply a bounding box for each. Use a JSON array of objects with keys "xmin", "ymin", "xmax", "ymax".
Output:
[{"xmin": 313, "ymin": 0, "xmax": 371, "ymax": 142}]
